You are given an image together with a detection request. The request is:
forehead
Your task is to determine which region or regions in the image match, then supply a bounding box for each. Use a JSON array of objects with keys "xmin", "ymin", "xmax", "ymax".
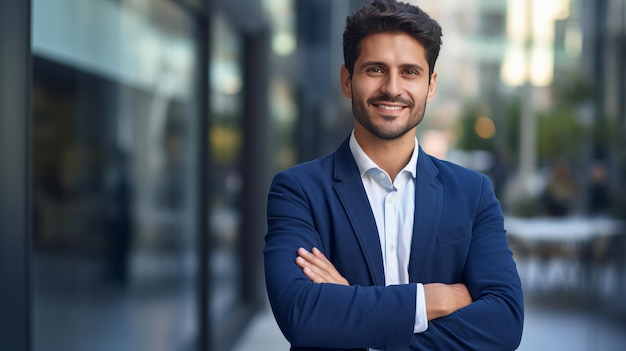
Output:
[{"xmin": 356, "ymin": 32, "xmax": 427, "ymax": 66}]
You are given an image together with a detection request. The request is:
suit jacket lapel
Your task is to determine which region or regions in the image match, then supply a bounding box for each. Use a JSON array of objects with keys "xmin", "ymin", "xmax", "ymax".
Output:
[
  {"xmin": 409, "ymin": 147, "xmax": 443, "ymax": 283},
  {"xmin": 333, "ymin": 137, "xmax": 385, "ymax": 286}
]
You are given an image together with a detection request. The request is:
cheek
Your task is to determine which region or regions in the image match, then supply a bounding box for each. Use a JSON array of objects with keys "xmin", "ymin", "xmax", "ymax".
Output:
[
  {"xmin": 347, "ymin": 85, "xmax": 363, "ymax": 101},
  {"xmin": 411, "ymin": 85, "xmax": 432, "ymax": 103},
  {"xmin": 350, "ymin": 77, "xmax": 371, "ymax": 92}
]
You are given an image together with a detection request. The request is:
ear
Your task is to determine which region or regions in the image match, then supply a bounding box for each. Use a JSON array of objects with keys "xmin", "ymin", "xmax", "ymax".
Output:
[
  {"xmin": 426, "ymin": 72, "xmax": 437, "ymax": 103},
  {"xmin": 340, "ymin": 65, "xmax": 352, "ymax": 98}
]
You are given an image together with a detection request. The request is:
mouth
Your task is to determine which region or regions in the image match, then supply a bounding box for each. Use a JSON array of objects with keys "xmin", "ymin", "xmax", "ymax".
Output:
[
  {"xmin": 368, "ymin": 96, "xmax": 413, "ymax": 113},
  {"xmin": 373, "ymin": 104, "xmax": 406, "ymax": 111},
  {"xmin": 372, "ymin": 103, "xmax": 408, "ymax": 116}
]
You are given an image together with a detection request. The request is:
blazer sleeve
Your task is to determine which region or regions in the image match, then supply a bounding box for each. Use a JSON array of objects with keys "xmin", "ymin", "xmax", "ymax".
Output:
[
  {"xmin": 410, "ymin": 174, "xmax": 524, "ymax": 350},
  {"xmin": 264, "ymin": 170, "xmax": 417, "ymax": 351}
]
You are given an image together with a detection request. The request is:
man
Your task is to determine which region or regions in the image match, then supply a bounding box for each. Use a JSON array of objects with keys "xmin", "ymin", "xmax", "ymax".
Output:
[{"xmin": 264, "ymin": 1, "xmax": 524, "ymax": 350}]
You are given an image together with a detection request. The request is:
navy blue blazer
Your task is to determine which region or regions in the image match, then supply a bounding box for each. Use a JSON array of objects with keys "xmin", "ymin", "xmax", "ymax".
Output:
[{"xmin": 264, "ymin": 136, "xmax": 524, "ymax": 350}]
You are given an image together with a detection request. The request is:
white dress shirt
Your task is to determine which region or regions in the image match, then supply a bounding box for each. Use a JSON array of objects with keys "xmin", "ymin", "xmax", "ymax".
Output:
[{"xmin": 349, "ymin": 131, "xmax": 428, "ymax": 335}]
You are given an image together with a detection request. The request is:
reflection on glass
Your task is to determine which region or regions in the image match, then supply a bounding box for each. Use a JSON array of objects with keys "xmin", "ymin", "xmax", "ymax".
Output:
[
  {"xmin": 31, "ymin": 1, "xmax": 199, "ymax": 350},
  {"xmin": 208, "ymin": 13, "xmax": 244, "ymax": 330}
]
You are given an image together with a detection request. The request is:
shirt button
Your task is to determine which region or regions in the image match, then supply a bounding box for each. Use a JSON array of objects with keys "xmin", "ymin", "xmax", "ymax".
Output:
[
  {"xmin": 379, "ymin": 172, "xmax": 385, "ymax": 179},
  {"xmin": 389, "ymin": 245, "xmax": 395, "ymax": 251}
]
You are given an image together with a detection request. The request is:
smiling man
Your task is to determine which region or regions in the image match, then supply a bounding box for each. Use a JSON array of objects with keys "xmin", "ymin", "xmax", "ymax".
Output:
[{"xmin": 264, "ymin": 1, "xmax": 524, "ymax": 350}]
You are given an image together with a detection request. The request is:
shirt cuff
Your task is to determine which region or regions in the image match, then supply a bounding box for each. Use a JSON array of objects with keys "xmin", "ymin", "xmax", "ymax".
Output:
[{"xmin": 414, "ymin": 283, "xmax": 428, "ymax": 333}]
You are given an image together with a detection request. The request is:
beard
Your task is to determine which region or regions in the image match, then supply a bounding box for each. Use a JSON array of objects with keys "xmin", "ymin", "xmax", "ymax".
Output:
[{"xmin": 352, "ymin": 92, "xmax": 428, "ymax": 140}]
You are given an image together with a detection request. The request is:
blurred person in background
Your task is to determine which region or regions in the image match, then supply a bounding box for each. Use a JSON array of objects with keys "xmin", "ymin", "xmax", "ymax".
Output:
[
  {"xmin": 589, "ymin": 159, "xmax": 611, "ymax": 216},
  {"xmin": 540, "ymin": 158, "xmax": 578, "ymax": 217},
  {"xmin": 106, "ymin": 147, "xmax": 133, "ymax": 285},
  {"xmin": 263, "ymin": 0, "xmax": 523, "ymax": 350}
]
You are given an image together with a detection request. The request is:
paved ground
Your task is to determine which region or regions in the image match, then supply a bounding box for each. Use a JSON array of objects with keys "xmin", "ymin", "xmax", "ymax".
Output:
[{"xmin": 232, "ymin": 306, "xmax": 289, "ymax": 351}]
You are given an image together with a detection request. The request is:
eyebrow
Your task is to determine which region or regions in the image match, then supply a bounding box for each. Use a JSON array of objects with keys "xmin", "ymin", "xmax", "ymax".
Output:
[{"xmin": 359, "ymin": 61, "xmax": 426, "ymax": 73}]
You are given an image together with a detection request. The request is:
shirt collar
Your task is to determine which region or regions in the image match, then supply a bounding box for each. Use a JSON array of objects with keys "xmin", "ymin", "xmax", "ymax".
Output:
[{"xmin": 349, "ymin": 130, "xmax": 419, "ymax": 179}]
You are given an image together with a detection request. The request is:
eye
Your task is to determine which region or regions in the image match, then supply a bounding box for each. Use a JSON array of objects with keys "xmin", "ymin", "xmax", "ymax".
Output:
[
  {"xmin": 365, "ymin": 67, "xmax": 384, "ymax": 74},
  {"xmin": 403, "ymin": 69, "xmax": 419, "ymax": 76}
]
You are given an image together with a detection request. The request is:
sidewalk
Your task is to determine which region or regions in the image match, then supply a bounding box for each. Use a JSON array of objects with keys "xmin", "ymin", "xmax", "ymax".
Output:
[{"xmin": 232, "ymin": 305, "xmax": 289, "ymax": 351}]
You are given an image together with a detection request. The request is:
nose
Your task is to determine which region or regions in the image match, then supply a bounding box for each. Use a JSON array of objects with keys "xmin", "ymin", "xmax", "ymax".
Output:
[{"xmin": 380, "ymin": 73, "xmax": 401, "ymax": 98}]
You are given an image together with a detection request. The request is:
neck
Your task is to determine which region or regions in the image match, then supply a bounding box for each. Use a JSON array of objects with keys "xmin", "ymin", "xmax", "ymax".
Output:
[{"xmin": 354, "ymin": 130, "xmax": 415, "ymax": 181}]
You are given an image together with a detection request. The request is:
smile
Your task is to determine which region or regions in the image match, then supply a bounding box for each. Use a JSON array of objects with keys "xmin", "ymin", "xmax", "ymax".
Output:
[{"xmin": 375, "ymin": 104, "xmax": 404, "ymax": 111}]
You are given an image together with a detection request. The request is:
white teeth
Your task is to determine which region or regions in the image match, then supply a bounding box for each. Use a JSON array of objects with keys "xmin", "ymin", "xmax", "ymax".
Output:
[{"xmin": 377, "ymin": 105, "xmax": 403, "ymax": 111}]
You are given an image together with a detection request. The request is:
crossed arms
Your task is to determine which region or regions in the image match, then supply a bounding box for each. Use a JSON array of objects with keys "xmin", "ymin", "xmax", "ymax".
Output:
[{"xmin": 296, "ymin": 247, "xmax": 472, "ymax": 321}]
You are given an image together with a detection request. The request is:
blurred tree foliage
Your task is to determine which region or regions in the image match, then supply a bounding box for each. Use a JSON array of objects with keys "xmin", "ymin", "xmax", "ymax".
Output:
[
  {"xmin": 538, "ymin": 70, "xmax": 619, "ymax": 164},
  {"xmin": 455, "ymin": 101, "xmax": 493, "ymax": 151},
  {"xmin": 455, "ymin": 95, "xmax": 520, "ymax": 160},
  {"xmin": 536, "ymin": 106, "xmax": 583, "ymax": 163},
  {"xmin": 455, "ymin": 70, "xmax": 619, "ymax": 166}
]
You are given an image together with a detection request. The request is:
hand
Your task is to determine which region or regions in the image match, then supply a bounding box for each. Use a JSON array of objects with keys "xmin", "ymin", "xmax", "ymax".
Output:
[
  {"xmin": 423, "ymin": 283, "xmax": 472, "ymax": 320},
  {"xmin": 296, "ymin": 247, "xmax": 349, "ymax": 286}
]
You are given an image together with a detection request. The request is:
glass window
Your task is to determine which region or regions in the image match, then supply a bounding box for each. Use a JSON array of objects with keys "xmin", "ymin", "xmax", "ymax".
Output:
[
  {"xmin": 31, "ymin": 0, "xmax": 201, "ymax": 350},
  {"xmin": 208, "ymin": 13, "xmax": 245, "ymax": 331}
]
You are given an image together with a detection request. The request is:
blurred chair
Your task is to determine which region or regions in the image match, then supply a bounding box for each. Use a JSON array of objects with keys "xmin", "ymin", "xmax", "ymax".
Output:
[{"xmin": 589, "ymin": 230, "xmax": 626, "ymax": 310}]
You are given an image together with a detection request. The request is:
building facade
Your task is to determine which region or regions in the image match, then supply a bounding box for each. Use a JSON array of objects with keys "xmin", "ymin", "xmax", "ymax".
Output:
[{"xmin": 1, "ymin": 0, "xmax": 286, "ymax": 350}]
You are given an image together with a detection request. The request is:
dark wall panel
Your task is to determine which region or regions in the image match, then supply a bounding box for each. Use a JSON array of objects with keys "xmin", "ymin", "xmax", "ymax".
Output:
[{"xmin": 0, "ymin": 1, "xmax": 32, "ymax": 351}]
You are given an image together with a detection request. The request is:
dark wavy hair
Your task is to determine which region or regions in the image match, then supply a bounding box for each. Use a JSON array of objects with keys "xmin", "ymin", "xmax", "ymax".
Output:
[{"xmin": 343, "ymin": 0, "xmax": 443, "ymax": 78}]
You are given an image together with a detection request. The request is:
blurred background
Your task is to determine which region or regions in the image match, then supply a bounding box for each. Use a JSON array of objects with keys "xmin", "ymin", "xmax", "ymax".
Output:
[{"xmin": 0, "ymin": 0, "xmax": 625, "ymax": 350}]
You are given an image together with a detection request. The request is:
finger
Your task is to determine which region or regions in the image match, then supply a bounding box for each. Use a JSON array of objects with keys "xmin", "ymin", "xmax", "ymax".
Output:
[
  {"xmin": 299, "ymin": 247, "xmax": 330, "ymax": 269},
  {"xmin": 298, "ymin": 247, "xmax": 321, "ymax": 264},
  {"xmin": 308, "ymin": 250, "xmax": 350, "ymax": 285},
  {"xmin": 311, "ymin": 248, "xmax": 343, "ymax": 278},
  {"xmin": 296, "ymin": 247, "xmax": 349, "ymax": 285},
  {"xmin": 295, "ymin": 255, "xmax": 308, "ymax": 269},
  {"xmin": 296, "ymin": 249, "xmax": 337, "ymax": 281},
  {"xmin": 295, "ymin": 250, "xmax": 327, "ymax": 278},
  {"xmin": 312, "ymin": 247, "xmax": 331, "ymax": 263},
  {"xmin": 303, "ymin": 266, "xmax": 326, "ymax": 283},
  {"xmin": 302, "ymin": 255, "xmax": 333, "ymax": 279},
  {"xmin": 296, "ymin": 256, "xmax": 327, "ymax": 283},
  {"xmin": 311, "ymin": 248, "xmax": 342, "ymax": 272},
  {"xmin": 295, "ymin": 254, "xmax": 323, "ymax": 274}
]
